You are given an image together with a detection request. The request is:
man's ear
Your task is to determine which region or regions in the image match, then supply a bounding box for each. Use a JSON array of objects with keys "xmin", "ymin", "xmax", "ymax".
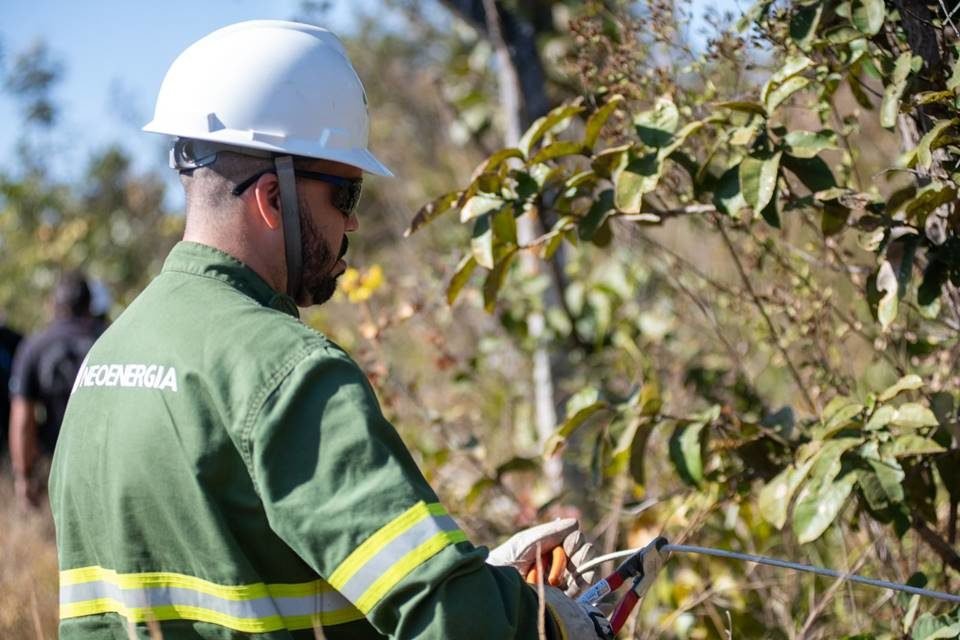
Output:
[{"xmin": 252, "ymin": 172, "xmax": 282, "ymax": 230}]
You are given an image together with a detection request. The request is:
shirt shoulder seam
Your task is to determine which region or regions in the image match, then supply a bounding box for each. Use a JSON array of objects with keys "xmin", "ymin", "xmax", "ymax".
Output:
[{"xmin": 237, "ymin": 332, "xmax": 341, "ymax": 489}]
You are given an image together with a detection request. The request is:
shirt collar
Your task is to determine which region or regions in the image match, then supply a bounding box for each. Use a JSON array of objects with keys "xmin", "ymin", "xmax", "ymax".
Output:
[{"xmin": 161, "ymin": 241, "xmax": 300, "ymax": 319}]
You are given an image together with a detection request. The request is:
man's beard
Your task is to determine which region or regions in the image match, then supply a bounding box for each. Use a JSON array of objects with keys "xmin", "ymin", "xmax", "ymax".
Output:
[{"xmin": 297, "ymin": 197, "xmax": 347, "ymax": 306}]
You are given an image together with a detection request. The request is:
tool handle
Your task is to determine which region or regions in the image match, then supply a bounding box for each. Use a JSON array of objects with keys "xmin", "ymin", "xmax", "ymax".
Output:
[
  {"xmin": 609, "ymin": 587, "xmax": 640, "ymax": 634},
  {"xmin": 577, "ymin": 572, "xmax": 625, "ymax": 606}
]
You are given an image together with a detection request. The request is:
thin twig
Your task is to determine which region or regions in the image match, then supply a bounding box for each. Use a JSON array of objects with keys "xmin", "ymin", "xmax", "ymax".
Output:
[
  {"xmin": 939, "ymin": 0, "xmax": 960, "ymax": 36},
  {"xmin": 796, "ymin": 549, "xmax": 870, "ymax": 639},
  {"xmin": 830, "ymin": 96, "xmax": 865, "ymax": 191},
  {"xmin": 713, "ymin": 214, "xmax": 818, "ymax": 414},
  {"xmin": 536, "ymin": 542, "xmax": 547, "ymax": 640},
  {"xmin": 765, "ymin": 243, "xmax": 905, "ymax": 373}
]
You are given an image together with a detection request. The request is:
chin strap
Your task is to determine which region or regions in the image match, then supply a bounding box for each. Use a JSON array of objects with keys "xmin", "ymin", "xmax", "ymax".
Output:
[{"xmin": 274, "ymin": 155, "xmax": 303, "ymax": 300}]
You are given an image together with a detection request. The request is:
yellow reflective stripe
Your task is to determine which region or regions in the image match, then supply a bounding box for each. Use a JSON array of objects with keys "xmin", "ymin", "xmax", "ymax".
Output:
[
  {"xmin": 61, "ymin": 600, "xmax": 363, "ymax": 632},
  {"xmin": 60, "ymin": 566, "xmax": 330, "ymax": 600},
  {"xmin": 328, "ymin": 501, "xmax": 447, "ymax": 589},
  {"xmin": 59, "ymin": 566, "xmax": 366, "ymax": 631},
  {"xmin": 355, "ymin": 529, "xmax": 467, "ymax": 613},
  {"xmin": 61, "ymin": 600, "xmax": 318, "ymax": 633}
]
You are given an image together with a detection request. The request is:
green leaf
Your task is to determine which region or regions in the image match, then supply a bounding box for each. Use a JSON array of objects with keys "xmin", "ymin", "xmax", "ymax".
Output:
[
  {"xmin": 820, "ymin": 200, "xmax": 851, "ymax": 236},
  {"xmin": 446, "ymin": 254, "xmax": 477, "ymax": 305},
  {"xmin": 904, "ymin": 182, "xmax": 957, "ymax": 221},
  {"xmin": 470, "ymin": 148, "xmax": 524, "ymax": 179},
  {"xmin": 762, "ymin": 55, "xmax": 813, "ymax": 110},
  {"xmin": 740, "ymin": 151, "xmax": 782, "ymax": 212},
  {"xmin": 759, "ymin": 457, "xmax": 817, "ymax": 529},
  {"xmin": 912, "ymin": 610, "xmax": 960, "ymax": 640},
  {"xmin": 783, "ymin": 129, "xmax": 837, "ymax": 158},
  {"xmin": 545, "ymin": 390, "xmax": 610, "ymax": 456},
  {"xmin": 634, "ymin": 96, "xmax": 679, "ymax": 147},
  {"xmin": 637, "ymin": 377, "xmax": 663, "ymax": 417},
  {"xmin": 879, "ymin": 374, "xmax": 924, "ymax": 401},
  {"xmin": 406, "ymin": 191, "xmax": 461, "ymax": 236},
  {"xmin": 460, "ymin": 194, "xmax": 504, "ymax": 223},
  {"xmin": 883, "ymin": 435, "xmax": 946, "ymax": 458},
  {"xmin": 858, "ymin": 441, "xmax": 906, "ymax": 508},
  {"xmin": 628, "ymin": 421, "xmax": 654, "ymax": 485},
  {"xmin": 876, "ymin": 259, "xmax": 899, "ymax": 331},
  {"xmin": 782, "ymin": 154, "xmax": 837, "ymax": 192},
  {"xmin": 850, "ymin": 0, "xmax": 884, "ymax": 35},
  {"xmin": 519, "ymin": 102, "xmax": 585, "ymax": 158},
  {"xmin": 859, "ymin": 458, "xmax": 907, "ymax": 512},
  {"xmin": 482, "ymin": 247, "xmax": 518, "ymax": 312},
  {"xmin": 715, "ymin": 101, "xmax": 767, "ymax": 117},
  {"xmin": 793, "ymin": 472, "xmax": 858, "ymax": 543},
  {"xmin": 584, "ymin": 95, "xmax": 625, "ymax": 149},
  {"xmin": 765, "ymin": 76, "xmax": 810, "ymax": 112},
  {"xmin": 579, "ymin": 190, "xmax": 614, "ymax": 241},
  {"xmin": 668, "ymin": 406, "xmax": 720, "ymax": 487},
  {"xmin": 530, "ymin": 140, "xmax": 587, "ymax": 165},
  {"xmin": 591, "ymin": 144, "xmax": 631, "ymax": 179},
  {"xmin": 614, "ymin": 151, "xmax": 662, "ymax": 213},
  {"xmin": 471, "ymin": 214, "xmax": 494, "ymax": 269},
  {"xmin": 669, "ymin": 420, "xmax": 707, "ymax": 486},
  {"xmin": 790, "ymin": 2, "xmax": 824, "ymax": 47},
  {"xmin": 768, "ymin": 55, "xmax": 814, "ymax": 88},
  {"xmin": 820, "ymin": 402, "xmax": 865, "ymax": 438},
  {"xmin": 881, "ymin": 53, "xmax": 913, "ymax": 128},
  {"xmin": 891, "ymin": 403, "xmax": 940, "ymax": 429},
  {"xmin": 713, "ymin": 165, "xmax": 747, "ymax": 218},
  {"xmin": 916, "ymin": 119, "xmax": 958, "ymax": 170},
  {"xmin": 491, "ymin": 203, "xmax": 517, "ymax": 246},
  {"xmin": 913, "ymin": 90, "xmax": 955, "ymax": 106},
  {"xmin": 865, "ymin": 405, "xmax": 897, "ymax": 431}
]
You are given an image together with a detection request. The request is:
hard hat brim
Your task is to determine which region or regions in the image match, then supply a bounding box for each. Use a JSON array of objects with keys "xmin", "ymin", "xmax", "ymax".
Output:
[{"xmin": 143, "ymin": 125, "xmax": 394, "ymax": 177}]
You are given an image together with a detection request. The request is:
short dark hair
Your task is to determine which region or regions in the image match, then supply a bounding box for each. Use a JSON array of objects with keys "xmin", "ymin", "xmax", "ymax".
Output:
[
  {"xmin": 180, "ymin": 151, "xmax": 274, "ymax": 214},
  {"xmin": 53, "ymin": 270, "xmax": 91, "ymax": 318}
]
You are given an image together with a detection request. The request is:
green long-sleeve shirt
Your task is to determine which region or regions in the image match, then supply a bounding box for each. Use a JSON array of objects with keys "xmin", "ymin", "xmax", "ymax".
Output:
[{"xmin": 50, "ymin": 241, "xmax": 558, "ymax": 639}]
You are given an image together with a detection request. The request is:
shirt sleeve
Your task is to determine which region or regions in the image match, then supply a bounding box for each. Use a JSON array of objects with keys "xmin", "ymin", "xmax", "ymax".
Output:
[
  {"xmin": 246, "ymin": 342, "xmax": 558, "ymax": 639},
  {"xmin": 8, "ymin": 336, "xmax": 39, "ymax": 400}
]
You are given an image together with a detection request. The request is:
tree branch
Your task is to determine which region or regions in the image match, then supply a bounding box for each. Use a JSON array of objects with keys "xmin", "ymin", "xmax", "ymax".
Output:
[
  {"xmin": 912, "ymin": 516, "xmax": 960, "ymax": 574},
  {"xmin": 714, "ymin": 214, "xmax": 818, "ymax": 414},
  {"xmin": 438, "ymin": 0, "xmax": 550, "ymax": 125}
]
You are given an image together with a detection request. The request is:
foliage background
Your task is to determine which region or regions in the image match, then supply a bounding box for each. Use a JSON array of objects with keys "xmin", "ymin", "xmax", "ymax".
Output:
[{"xmin": 2, "ymin": 1, "xmax": 960, "ymax": 638}]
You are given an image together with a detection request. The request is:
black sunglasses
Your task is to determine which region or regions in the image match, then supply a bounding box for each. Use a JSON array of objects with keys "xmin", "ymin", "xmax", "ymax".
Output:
[{"xmin": 232, "ymin": 169, "xmax": 363, "ymax": 216}]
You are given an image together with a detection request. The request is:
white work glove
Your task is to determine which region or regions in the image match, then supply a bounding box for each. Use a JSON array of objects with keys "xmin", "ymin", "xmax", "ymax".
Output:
[
  {"xmin": 487, "ymin": 518, "xmax": 596, "ymax": 596},
  {"xmin": 543, "ymin": 585, "xmax": 614, "ymax": 640}
]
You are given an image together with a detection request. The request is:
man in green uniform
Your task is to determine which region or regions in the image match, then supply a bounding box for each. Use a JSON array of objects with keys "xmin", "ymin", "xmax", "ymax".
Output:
[{"xmin": 50, "ymin": 20, "xmax": 628, "ymax": 639}]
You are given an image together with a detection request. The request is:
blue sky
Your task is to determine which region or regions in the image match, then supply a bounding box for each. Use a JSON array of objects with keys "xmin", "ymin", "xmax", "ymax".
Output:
[
  {"xmin": 0, "ymin": 0, "xmax": 745, "ymax": 194},
  {"xmin": 0, "ymin": 0, "xmax": 371, "ymax": 183}
]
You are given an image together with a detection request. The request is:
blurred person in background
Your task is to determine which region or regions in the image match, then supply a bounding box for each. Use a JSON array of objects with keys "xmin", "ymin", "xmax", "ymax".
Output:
[
  {"xmin": 0, "ymin": 314, "xmax": 22, "ymax": 460},
  {"xmin": 87, "ymin": 277, "xmax": 113, "ymax": 333},
  {"xmin": 8, "ymin": 270, "xmax": 100, "ymax": 508}
]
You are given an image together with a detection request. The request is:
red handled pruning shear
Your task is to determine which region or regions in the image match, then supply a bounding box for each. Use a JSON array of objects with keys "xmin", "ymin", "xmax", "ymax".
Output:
[{"xmin": 578, "ymin": 536, "xmax": 669, "ymax": 635}]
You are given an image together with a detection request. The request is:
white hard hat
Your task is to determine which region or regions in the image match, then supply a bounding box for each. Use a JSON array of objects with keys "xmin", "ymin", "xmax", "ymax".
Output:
[{"xmin": 143, "ymin": 20, "xmax": 392, "ymax": 176}]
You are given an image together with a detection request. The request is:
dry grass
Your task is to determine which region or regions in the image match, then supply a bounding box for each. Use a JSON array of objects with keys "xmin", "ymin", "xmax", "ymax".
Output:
[{"xmin": 0, "ymin": 470, "xmax": 59, "ymax": 639}]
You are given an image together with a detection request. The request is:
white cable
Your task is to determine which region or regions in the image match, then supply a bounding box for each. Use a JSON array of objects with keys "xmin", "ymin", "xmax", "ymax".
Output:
[{"xmin": 578, "ymin": 544, "xmax": 960, "ymax": 604}]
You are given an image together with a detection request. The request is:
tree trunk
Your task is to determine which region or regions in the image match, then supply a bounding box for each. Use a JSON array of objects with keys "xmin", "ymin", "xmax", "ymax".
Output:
[{"xmin": 440, "ymin": 0, "xmax": 565, "ymax": 495}]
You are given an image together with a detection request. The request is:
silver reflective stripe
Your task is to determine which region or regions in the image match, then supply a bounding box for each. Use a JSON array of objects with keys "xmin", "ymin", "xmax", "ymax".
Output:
[
  {"xmin": 339, "ymin": 514, "xmax": 460, "ymax": 602},
  {"xmin": 60, "ymin": 580, "xmax": 354, "ymax": 619}
]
